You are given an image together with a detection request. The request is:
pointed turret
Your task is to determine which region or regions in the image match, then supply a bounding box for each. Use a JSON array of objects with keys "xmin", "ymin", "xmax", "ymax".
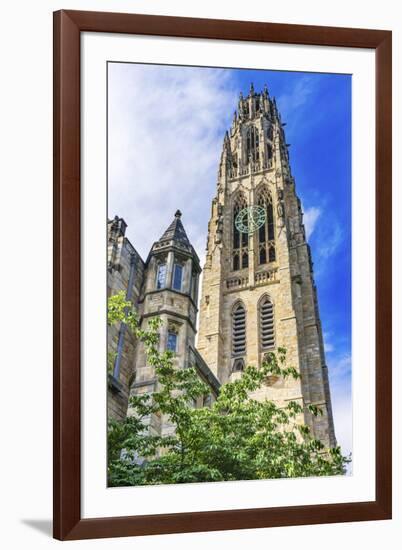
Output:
[
  {"xmin": 158, "ymin": 209, "xmax": 191, "ymax": 249},
  {"xmin": 146, "ymin": 211, "xmax": 201, "ymax": 289},
  {"xmin": 218, "ymin": 130, "xmax": 233, "ymax": 179},
  {"xmin": 131, "ymin": 210, "xmax": 207, "ymax": 438}
]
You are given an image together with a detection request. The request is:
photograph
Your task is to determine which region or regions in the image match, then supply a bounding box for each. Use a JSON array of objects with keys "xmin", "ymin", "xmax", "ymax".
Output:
[
  {"xmin": 1, "ymin": 1, "xmax": 395, "ymax": 546},
  {"xmin": 106, "ymin": 62, "xmax": 352, "ymax": 487}
]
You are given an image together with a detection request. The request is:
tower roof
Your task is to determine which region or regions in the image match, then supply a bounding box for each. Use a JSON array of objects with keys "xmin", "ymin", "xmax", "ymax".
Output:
[
  {"xmin": 148, "ymin": 210, "xmax": 201, "ymax": 270},
  {"xmin": 158, "ymin": 209, "xmax": 191, "ymax": 247}
]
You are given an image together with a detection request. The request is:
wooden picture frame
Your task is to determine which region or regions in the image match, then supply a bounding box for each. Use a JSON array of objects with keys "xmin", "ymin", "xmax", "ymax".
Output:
[{"xmin": 53, "ymin": 10, "xmax": 392, "ymax": 540}]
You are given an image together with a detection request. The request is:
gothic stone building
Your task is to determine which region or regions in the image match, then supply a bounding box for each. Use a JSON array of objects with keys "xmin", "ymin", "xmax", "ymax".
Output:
[
  {"xmin": 107, "ymin": 212, "xmax": 220, "ymax": 433},
  {"xmin": 108, "ymin": 84, "xmax": 336, "ymax": 449}
]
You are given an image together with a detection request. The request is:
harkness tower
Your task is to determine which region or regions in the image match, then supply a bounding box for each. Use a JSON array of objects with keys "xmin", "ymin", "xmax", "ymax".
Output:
[
  {"xmin": 196, "ymin": 83, "xmax": 336, "ymax": 447},
  {"xmin": 108, "ymin": 83, "xmax": 336, "ymax": 449}
]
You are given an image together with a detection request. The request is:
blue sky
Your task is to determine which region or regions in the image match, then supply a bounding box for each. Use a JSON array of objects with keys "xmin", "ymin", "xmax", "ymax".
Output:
[{"xmin": 108, "ymin": 63, "xmax": 352, "ymax": 465}]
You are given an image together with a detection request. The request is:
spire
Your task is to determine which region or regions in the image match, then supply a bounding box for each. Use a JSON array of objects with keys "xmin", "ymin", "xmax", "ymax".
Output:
[
  {"xmin": 158, "ymin": 210, "xmax": 191, "ymax": 247},
  {"xmin": 221, "ymin": 130, "xmax": 232, "ymax": 167},
  {"xmin": 108, "ymin": 215, "xmax": 127, "ymax": 238},
  {"xmin": 250, "ymin": 82, "xmax": 255, "ymax": 95},
  {"xmin": 149, "ymin": 210, "xmax": 200, "ymax": 270}
]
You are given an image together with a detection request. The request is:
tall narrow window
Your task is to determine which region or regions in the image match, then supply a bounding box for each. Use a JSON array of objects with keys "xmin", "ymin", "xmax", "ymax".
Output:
[
  {"xmin": 257, "ymin": 186, "xmax": 276, "ymax": 265},
  {"xmin": 246, "ymin": 129, "xmax": 251, "ymax": 160},
  {"xmin": 232, "ymin": 193, "xmax": 248, "ymax": 271},
  {"xmin": 167, "ymin": 331, "xmax": 178, "ymax": 352},
  {"xmin": 232, "ymin": 358, "xmax": 245, "ymax": 372},
  {"xmin": 255, "ymin": 129, "xmax": 260, "ymax": 161},
  {"xmin": 233, "ymin": 255, "xmax": 240, "ymax": 271},
  {"xmin": 267, "ymin": 125, "xmax": 273, "ymax": 142},
  {"xmin": 156, "ymin": 263, "xmax": 167, "ymax": 289},
  {"xmin": 232, "ymin": 303, "xmax": 246, "ymax": 356},
  {"xmin": 267, "ymin": 202, "xmax": 275, "ymax": 240},
  {"xmin": 260, "ymin": 296, "xmax": 275, "ymax": 350},
  {"xmin": 267, "ymin": 143, "xmax": 273, "ymax": 158},
  {"xmin": 172, "ymin": 263, "xmax": 183, "ymax": 291},
  {"xmin": 246, "ymin": 126, "xmax": 259, "ymax": 162}
]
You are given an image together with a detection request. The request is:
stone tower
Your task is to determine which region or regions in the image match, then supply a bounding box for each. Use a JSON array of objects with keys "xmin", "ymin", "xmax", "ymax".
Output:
[
  {"xmin": 107, "ymin": 216, "xmax": 145, "ymax": 421},
  {"xmin": 130, "ymin": 210, "xmax": 214, "ymax": 437},
  {"xmin": 196, "ymin": 84, "xmax": 336, "ymax": 447}
]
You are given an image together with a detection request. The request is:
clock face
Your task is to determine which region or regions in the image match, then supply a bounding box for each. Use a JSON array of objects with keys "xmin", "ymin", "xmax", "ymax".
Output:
[{"xmin": 235, "ymin": 206, "xmax": 266, "ymax": 234}]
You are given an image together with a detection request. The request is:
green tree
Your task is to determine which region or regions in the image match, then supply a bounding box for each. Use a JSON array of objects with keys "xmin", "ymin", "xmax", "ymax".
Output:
[{"xmin": 108, "ymin": 291, "xmax": 349, "ymax": 486}]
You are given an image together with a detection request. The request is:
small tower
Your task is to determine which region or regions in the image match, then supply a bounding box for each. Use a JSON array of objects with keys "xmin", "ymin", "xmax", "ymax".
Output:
[
  {"xmin": 197, "ymin": 85, "xmax": 336, "ymax": 448},
  {"xmin": 130, "ymin": 211, "xmax": 202, "ymax": 437},
  {"xmin": 107, "ymin": 216, "xmax": 145, "ymax": 421}
]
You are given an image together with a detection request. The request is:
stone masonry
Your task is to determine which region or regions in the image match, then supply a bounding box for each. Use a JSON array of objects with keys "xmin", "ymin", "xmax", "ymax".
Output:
[
  {"xmin": 197, "ymin": 84, "xmax": 336, "ymax": 447},
  {"xmin": 107, "ymin": 212, "xmax": 220, "ymax": 432},
  {"xmin": 108, "ymin": 84, "xmax": 336, "ymax": 449},
  {"xmin": 107, "ymin": 216, "xmax": 145, "ymax": 421}
]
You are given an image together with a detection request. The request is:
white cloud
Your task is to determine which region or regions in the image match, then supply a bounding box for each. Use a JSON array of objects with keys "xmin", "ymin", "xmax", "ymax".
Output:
[
  {"xmin": 327, "ymin": 353, "xmax": 352, "ymax": 471},
  {"xmin": 303, "ymin": 206, "xmax": 321, "ymax": 240},
  {"xmin": 108, "ymin": 65, "xmax": 353, "ymax": 472},
  {"xmin": 318, "ymin": 223, "xmax": 343, "ymax": 259},
  {"xmin": 310, "ymin": 216, "xmax": 344, "ymax": 280},
  {"xmin": 276, "ymin": 75, "xmax": 319, "ymax": 137},
  {"xmin": 323, "ymin": 331, "xmax": 334, "ymax": 353},
  {"xmin": 331, "ymin": 387, "xmax": 353, "ymax": 472},
  {"xmin": 108, "ymin": 63, "xmax": 237, "ymax": 261},
  {"xmin": 277, "ymin": 75, "xmax": 317, "ymax": 116},
  {"xmin": 329, "ymin": 353, "xmax": 352, "ymax": 383}
]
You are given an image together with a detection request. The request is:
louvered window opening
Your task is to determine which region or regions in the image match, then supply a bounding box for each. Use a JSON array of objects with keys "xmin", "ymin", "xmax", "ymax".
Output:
[
  {"xmin": 260, "ymin": 299, "xmax": 275, "ymax": 349},
  {"xmin": 232, "ymin": 305, "xmax": 246, "ymax": 355},
  {"xmin": 257, "ymin": 187, "xmax": 276, "ymax": 266},
  {"xmin": 232, "ymin": 194, "xmax": 248, "ymax": 271}
]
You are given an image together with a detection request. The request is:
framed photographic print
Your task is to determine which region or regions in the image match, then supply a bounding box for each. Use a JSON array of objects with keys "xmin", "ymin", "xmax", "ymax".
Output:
[{"xmin": 53, "ymin": 10, "xmax": 392, "ymax": 540}]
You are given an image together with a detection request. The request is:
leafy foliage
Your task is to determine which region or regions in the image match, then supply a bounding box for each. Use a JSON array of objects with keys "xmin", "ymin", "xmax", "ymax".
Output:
[{"xmin": 108, "ymin": 291, "xmax": 349, "ymax": 486}]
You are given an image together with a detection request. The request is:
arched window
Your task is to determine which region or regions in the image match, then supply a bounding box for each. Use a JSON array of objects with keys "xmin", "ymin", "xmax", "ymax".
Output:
[
  {"xmin": 172, "ymin": 263, "xmax": 183, "ymax": 291},
  {"xmin": 267, "ymin": 143, "xmax": 273, "ymax": 159},
  {"xmin": 267, "ymin": 125, "xmax": 273, "ymax": 142},
  {"xmin": 246, "ymin": 126, "xmax": 259, "ymax": 163},
  {"xmin": 167, "ymin": 331, "xmax": 178, "ymax": 352},
  {"xmin": 232, "ymin": 303, "xmax": 246, "ymax": 356},
  {"xmin": 232, "ymin": 193, "xmax": 248, "ymax": 271},
  {"xmin": 166, "ymin": 323, "xmax": 179, "ymax": 353},
  {"xmin": 260, "ymin": 296, "xmax": 275, "ymax": 350},
  {"xmin": 156, "ymin": 263, "xmax": 167, "ymax": 289},
  {"xmin": 232, "ymin": 358, "xmax": 245, "ymax": 372},
  {"xmin": 264, "ymin": 129, "xmax": 273, "ymax": 169},
  {"xmin": 256, "ymin": 186, "xmax": 276, "ymax": 265},
  {"xmin": 203, "ymin": 394, "xmax": 212, "ymax": 407}
]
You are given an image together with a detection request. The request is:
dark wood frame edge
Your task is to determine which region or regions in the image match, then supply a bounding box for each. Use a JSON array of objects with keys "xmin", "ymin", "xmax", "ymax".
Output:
[{"xmin": 53, "ymin": 9, "xmax": 392, "ymax": 541}]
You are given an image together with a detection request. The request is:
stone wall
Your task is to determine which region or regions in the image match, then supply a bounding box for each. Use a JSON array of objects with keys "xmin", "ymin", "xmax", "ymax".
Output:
[
  {"xmin": 127, "ymin": 214, "xmax": 219, "ymax": 438},
  {"xmin": 197, "ymin": 87, "xmax": 336, "ymax": 448},
  {"xmin": 107, "ymin": 217, "xmax": 145, "ymax": 421}
]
